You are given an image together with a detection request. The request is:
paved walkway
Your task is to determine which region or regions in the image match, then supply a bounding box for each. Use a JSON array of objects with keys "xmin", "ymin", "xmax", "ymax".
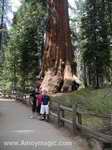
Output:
[{"xmin": 0, "ymin": 98, "xmax": 90, "ymax": 150}]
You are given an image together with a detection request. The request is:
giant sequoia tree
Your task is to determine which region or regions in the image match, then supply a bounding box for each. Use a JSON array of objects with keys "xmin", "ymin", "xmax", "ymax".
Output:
[{"xmin": 40, "ymin": 0, "xmax": 78, "ymax": 93}]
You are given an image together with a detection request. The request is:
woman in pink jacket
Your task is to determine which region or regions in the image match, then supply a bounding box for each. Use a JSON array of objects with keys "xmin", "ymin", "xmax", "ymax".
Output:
[{"xmin": 36, "ymin": 91, "xmax": 43, "ymax": 114}]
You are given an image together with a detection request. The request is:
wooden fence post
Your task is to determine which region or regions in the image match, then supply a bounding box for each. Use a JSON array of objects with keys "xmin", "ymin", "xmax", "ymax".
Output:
[
  {"xmin": 109, "ymin": 113, "xmax": 112, "ymax": 133},
  {"xmin": 61, "ymin": 109, "xmax": 65, "ymax": 127},
  {"xmin": 72, "ymin": 105, "xmax": 76, "ymax": 132},
  {"xmin": 73, "ymin": 104, "xmax": 79, "ymax": 133},
  {"xmin": 103, "ymin": 113, "xmax": 112, "ymax": 133},
  {"xmin": 57, "ymin": 103, "xmax": 61, "ymax": 127},
  {"xmin": 77, "ymin": 105, "xmax": 82, "ymax": 125}
]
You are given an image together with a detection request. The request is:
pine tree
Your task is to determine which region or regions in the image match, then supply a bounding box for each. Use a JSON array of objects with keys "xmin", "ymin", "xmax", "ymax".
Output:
[
  {"xmin": 82, "ymin": 0, "xmax": 111, "ymax": 88},
  {"xmin": 1, "ymin": 0, "xmax": 46, "ymax": 92}
]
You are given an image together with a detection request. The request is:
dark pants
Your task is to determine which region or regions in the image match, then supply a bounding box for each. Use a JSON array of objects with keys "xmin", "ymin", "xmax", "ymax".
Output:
[
  {"xmin": 32, "ymin": 101, "xmax": 36, "ymax": 112},
  {"xmin": 36, "ymin": 104, "xmax": 41, "ymax": 113}
]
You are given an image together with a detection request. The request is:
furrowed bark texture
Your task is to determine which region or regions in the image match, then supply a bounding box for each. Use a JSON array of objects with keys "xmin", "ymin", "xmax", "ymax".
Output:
[{"xmin": 40, "ymin": 0, "xmax": 79, "ymax": 93}]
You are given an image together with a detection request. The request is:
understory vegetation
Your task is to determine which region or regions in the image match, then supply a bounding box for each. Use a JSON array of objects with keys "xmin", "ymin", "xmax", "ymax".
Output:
[{"xmin": 51, "ymin": 87, "xmax": 112, "ymax": 113}]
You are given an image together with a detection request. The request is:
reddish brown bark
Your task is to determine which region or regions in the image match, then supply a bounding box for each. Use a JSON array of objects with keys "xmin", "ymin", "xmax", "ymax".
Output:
[{"xmin": 40, "ymin": 0, "xmax": 78, "ymax": 93}]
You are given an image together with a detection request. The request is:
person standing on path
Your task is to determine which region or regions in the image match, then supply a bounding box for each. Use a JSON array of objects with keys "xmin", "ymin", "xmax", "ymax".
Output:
[
  {"xmin": 30, "ymin": 88, "xmax": 39, "ymax": 118},
  {"xmin": 40, "ymin": 90, "xmax": 50, "ymax": 120},
  {"xmin": 36, "ymin": 90, "xmax": 43, "ymax": 115}
]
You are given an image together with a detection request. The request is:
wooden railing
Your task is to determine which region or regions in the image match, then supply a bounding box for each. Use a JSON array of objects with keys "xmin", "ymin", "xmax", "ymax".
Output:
[
  {"xmin": 49, "ymin": 101, "xmax": 112, "ymax": 144},
  {"xmin": 15, "ymin": 94, "xmax": 112, "ymax": 144}
]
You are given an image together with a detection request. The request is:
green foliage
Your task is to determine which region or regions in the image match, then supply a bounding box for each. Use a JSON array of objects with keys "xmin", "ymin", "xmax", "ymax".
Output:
[
  {"xmin": 81, "ymin": 0, "xmax": 111, "ymax": 88},
  {"xmin": 69, "ymin": 0, "xmax": 85, "ymax": 51},
  {"xmin": 1, "ymin": 0, "xmax": 47, "ymax": 92},
  {"xmin": 0, "ymin": 0, "xmax": 9, "ymax": 63},
  {"xmin": 51, "ymin": 87, "xmax": 112, "ymax": 113}
]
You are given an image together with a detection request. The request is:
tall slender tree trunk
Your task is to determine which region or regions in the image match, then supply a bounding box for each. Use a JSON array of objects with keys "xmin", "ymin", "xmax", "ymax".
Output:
[
  {"xmin": 0, "ymin": 0, "xmax": 5, "ymax": 52},
  {"xmin": 40, "ymin": 0, "xmax": 78, "ymax": 93}
]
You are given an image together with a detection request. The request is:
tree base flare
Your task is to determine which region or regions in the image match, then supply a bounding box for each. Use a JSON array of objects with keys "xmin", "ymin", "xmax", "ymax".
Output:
[
  {"xmin": 40, "ymin": 70, "xmax": 80, "ymax": 94},
  {"xmin": 61, "ymin": 79, "xmax": 73, "ymax": 92},
  {"xmin": 40, "ymin": 70, "xmax": 63, "ymax": 93},
  {"xmin": 62, "ymin": 64, "xmax": 81, "ymax": 92}
]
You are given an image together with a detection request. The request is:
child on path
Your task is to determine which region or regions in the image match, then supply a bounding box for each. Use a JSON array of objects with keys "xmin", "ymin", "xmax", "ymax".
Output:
[{"xmin": 40, "ymin": 90, "xmax": 50, "ymax": 120}]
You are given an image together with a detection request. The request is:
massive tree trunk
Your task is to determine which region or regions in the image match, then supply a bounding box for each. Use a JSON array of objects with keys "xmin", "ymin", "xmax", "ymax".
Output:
[{"xmin": 40, "ymin": 0, "xmax": 79, "ymax": 93}]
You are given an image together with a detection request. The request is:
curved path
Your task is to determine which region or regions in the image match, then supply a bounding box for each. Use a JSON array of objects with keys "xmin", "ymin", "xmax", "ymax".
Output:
[{"xmin": 0, "ymin": 98, "xmax": 89, "ymax": 150}]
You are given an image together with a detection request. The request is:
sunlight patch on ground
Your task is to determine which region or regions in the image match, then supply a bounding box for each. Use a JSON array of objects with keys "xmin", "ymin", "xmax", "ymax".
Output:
[
  {"xmin": 11, "ymin": 130, "xmax": 35, "ymax": 134},
  {"xmin": 0, "ymin": 98, "xmax": 15, "ymax": 102}
]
